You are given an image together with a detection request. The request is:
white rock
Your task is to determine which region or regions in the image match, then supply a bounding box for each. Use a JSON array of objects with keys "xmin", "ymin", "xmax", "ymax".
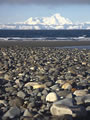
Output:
[
  {"xmin": 18, "ymin": 73, "xmax": 24, "ymax": 77},
  {"xmin": 50, "ymin": 104, "xmax": 73, "ymax": 116},
  {"xmin": 50, "ymin": 101, "xmax": 86, "ymax": 117},
  {"xmin": 73, "ymin": 90, "xmax": 88, "ymax": 96},
  {"xmin": 46, "ymin": 92, "xmax": 58, "ymax": 102}
]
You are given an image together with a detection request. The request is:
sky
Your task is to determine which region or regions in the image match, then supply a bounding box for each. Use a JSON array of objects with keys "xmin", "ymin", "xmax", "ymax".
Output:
[{"xmin": 0, "ymin": 0, "xmax": 90, "ymax": 24}]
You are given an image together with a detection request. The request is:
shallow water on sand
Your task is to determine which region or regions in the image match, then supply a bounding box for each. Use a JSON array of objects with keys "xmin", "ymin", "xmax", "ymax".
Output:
[{"xmin": 59, "ymin": 45, "xmax": 90, "ymax": 49}]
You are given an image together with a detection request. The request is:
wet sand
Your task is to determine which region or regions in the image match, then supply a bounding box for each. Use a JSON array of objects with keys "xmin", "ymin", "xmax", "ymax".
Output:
[{"xmin": 0, "ymin": 40, "xmax": 90, "ymax": 47}]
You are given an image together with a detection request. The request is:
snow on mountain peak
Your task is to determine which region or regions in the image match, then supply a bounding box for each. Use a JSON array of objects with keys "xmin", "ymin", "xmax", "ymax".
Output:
[
  {"xmin": 0, "ymin": 13, "xmax": 90, "ymax": 30},
  {"xmin": 52, "ymin": 13, "xmax": 72, "ymax": 25},
  {"xmin": 24, "ymin": 13, "xmax": 72, "ymax": 25},
  {"xmin": 53, "ymin": 13, "xmax": 62, "ymax": 19}
]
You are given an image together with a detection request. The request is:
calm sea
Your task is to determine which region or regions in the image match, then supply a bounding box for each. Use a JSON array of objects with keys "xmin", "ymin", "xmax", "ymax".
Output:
[{"xmin": 0, "ymin": 30, "xmax": 90, "ymax": 41}]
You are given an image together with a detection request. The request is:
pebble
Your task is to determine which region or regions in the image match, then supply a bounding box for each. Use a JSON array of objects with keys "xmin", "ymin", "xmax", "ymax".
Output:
[
  {"xmin": 17, "ymin": 91, "xmax": 26, "ymax": 99},
  {"xmin": 52, "ymin": 98, "xmax": 75, "ymax": 107},
  {"xmin": 33, "ymin": 84, "xmax": 46, "ymax": 89},
  {"xmin": 50, "ymin": 104, "xmax": 87, "ymax": 118},
  {"xmin": 25, "ymin": 82, "xmax": 46, "ymax": 89},
  {"xmin": 55, "ymin": 80, "xmax": 65, "ymax": 86},
  {"xmin": 3, "ymin": 106, "xmax": 20, "ymax": 119},
  {"xmin": 0, "ymin": 47, "xmax": 90, "ymax": 120},
  {"xmin": 0, "ymin": 100, "xmax": 7, "ymax": 106},
  {"xmin": 9, "ymin": 97, "xmax": 24, "ymax": 107},
  {"xmin": 50, "ymin": 85, "xmax": 60, "ymax": 91},
  {"xmin": 45, "ymin": 81, "xmax": 53, "ymax": 87},
  {"xmin": 46, "ymin": 92, "xmax": 58, "ymax": 102},
  {"xmin": 23, "ymin": 109, "xmax": 33, "ymax": 117},
  {"xmin": 4, "ymin": 74, "xmax": 11, "ymax": 81},
  {"xmin": 62, "ymin": 83, "xmax": 72, "ymax": 90},
  {"xmin": 57, "ymin": 90, "xmax": 71, "ymax": 98},
  {"xmin": 66, "ymin": 93, "xmax": 73, "ymax": 98},
  {"xmin": 75, "ymin": 96, "xmax": 84, "ymax": 105},
  {"xmin": 73, "ymin": 90, "xmax": 88, "ymax": 96},
  {"xmin": 5, "ymin": 87, "xmax": 16, "ymax": 93},
  {"xmin": 83, "ymin": 94, "xmax": 90, "ymax": 103},
  {"xmin": 86, "ymin": 106, "xmax": 90, "ymax": 112}
]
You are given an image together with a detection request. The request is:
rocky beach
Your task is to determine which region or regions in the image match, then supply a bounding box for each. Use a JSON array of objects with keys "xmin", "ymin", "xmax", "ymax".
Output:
[{"xmin": 0, "ymin": 43, "xmax": 90, "ymax": 120}]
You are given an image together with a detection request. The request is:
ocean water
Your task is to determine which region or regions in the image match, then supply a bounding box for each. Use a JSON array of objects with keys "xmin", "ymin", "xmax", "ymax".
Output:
[{"xmin": 0, "ymin": 30, "xmax": 90, "ymax": 41}]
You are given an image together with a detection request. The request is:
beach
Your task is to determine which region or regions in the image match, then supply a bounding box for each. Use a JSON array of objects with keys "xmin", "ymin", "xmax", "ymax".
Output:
[
  {"xmin": 0, "ymin": 40, "xmax": 90, "ymax": 47},
  {"xmin": 0, "ymin": 41, "xmax": 90, "ymax": 120}
]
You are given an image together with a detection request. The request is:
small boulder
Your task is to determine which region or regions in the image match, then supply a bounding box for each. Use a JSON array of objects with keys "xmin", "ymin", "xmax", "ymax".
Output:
[
  {"xmin": 50, "ymin": 104, "xmax": 73, "ymax": 116},
  {"xmin": 50, "ymin": 100, "xmax": 87, "ymax": 117}
]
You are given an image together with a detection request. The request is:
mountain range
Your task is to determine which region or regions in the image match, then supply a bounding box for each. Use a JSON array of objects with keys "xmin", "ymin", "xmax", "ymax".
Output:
[{"xmin": 0, "ymin": 13, "xmax": 90, "ymax": 30}]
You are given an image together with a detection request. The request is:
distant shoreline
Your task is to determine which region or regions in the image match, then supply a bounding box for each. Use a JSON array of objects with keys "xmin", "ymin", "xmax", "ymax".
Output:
[{"xmin": 0, "ymin": 40, "xmax": 90, "ymax": 48}]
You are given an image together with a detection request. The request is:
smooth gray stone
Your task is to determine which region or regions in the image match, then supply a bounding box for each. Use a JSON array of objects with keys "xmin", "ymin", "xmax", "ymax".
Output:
[
  {"xmin": 50, "ymin": 85, "xmax": 59, "ymax": 91},
  {"xmin": 23, "ymin": 109, "xmax": 32, "ymax": 117},
  {"xmin": 42, "ymin": 89, "xmax": 48, "ymax": 95},
  {"xmin": 66, "ymin": 93, "xmax": 73, "ymax": 98},
  {"xmin": 17, "ymin": 91, "xmax": 26, "ymax": 99},
  {"xmin": 73, "ymin": 90, "xmax": 88, "ymax": 97},
  {"xmin": 86, "ymin": 106, "xmax": 90, "ymax": 112},
  {"xmin": 75, "ymin": 96, "xmax": 84, "ymax": 105},
  {"xmin": 3, "ymin": 106, "xmax": 20, "ymax": 119},
  {"xmin": 45, "ymin": 81, "xmax": 53, "ymax": 87},
  {"xmin": 83, "ymin": 94, "xmax": 90, "ymax": 103},
  {"xmin": 57, "ymin": 90, "xmax": 71, "ymax": 98},
  {"xmin": 53, "ymin": 98, "xmax": 75, "ymax": 107},
  {"xmin": 9, "ymin": 97, "xmax": 24, "ymax": 107}
]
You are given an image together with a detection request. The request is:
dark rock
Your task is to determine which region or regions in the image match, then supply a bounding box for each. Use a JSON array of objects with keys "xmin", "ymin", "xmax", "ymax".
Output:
[
  {"xmin": 9, "ymin": 97, "xmax": 24, "ymax": 107},
  {"xmin": 3, "ymin": 106, "xmax": 20, "ymax": 119}
]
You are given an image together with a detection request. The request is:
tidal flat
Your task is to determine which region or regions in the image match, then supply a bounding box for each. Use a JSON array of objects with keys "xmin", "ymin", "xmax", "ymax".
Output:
[{"xmin": 0, "ymin": 40, "xmax": 90, "ymax": 47}]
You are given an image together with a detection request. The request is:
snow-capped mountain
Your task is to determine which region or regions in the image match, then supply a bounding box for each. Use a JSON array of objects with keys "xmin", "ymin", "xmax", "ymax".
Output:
[
  {"xmin": 0, "ymin": 13, "xmax": 90, "ymax": 30},
  {"xmin": 24, "ymin": 13, "xmax": 72, "ymax": 25}
]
